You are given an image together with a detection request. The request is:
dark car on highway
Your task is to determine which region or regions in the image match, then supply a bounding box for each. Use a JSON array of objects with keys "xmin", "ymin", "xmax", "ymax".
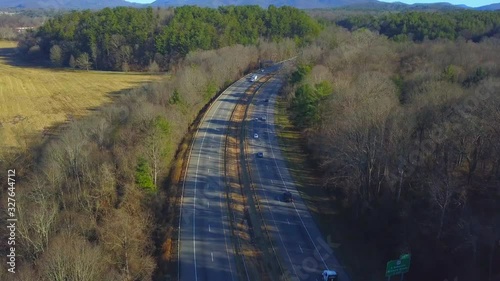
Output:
[{"xmin": 283, "ymin": 191, "xmax": 293, "ymax": 202}]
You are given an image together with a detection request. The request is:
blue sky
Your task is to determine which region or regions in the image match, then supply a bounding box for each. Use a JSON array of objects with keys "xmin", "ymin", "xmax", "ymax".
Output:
[
  {"xmin": 126, "ymin": 0, "xmax": 499, "ymax": 7},
  {"xmin": 127, "ymin": 0, "xmax": 154, "ymax": 3}
]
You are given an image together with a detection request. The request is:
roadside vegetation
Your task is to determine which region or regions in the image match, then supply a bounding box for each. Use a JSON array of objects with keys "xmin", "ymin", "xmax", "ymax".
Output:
[
  {"xmin": 0, "ymin": 4, "xmax": 311, "ymax": 278},
  {"xmin": 0, "ymin": 6, "xmax": 313, "ymax": 278},
  {"xmin": 274, "ymin": 96, "xmax": 385, "ymax": 280},
  {"xmin": 282, "ymin": 19, "xmax": 500, "ymax": 281}
]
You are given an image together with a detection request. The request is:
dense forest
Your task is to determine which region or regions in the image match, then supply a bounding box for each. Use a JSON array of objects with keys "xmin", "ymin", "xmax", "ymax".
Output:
[
  {"xmin": 334, "ymin": 11, "xmax": 500, "ymax": 42},
  {"xmin": 18, "ymin": 5, "xmax": 320, "ymax": 70},
  {"xmin": 283, "ymin": 23, "xmax": 500, "ymax": 280}
]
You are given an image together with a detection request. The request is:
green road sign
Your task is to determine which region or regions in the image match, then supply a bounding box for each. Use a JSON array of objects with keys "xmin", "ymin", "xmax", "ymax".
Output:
[
  {"xmin": 399, "ymin": 254, "xmax": 411, "ymax": 260},
  {"xmin": 386, "ymin": 254, "xmax": 411, "ymax": 277}
]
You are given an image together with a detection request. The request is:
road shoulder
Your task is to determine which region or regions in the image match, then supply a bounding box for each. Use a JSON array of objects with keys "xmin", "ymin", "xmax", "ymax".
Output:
[{"xmin": 273, "ymin": 95, "xmax": 386, "ymax": 281}]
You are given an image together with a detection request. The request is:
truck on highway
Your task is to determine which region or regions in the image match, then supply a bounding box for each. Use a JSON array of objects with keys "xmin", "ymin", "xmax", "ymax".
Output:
[{"xmin": 322, "ymin": 270, "xmax": 338, "ymax": 281}]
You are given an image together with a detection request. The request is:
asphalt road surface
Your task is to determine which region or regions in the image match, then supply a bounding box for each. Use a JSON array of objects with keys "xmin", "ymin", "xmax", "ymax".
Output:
[
  {"xmin": 177, "ymin": 73, "xmax": 255, "ymax": 281},
  {"xmin": 247, "ymin": 75, "xmax": 352, "ymax": 281}
]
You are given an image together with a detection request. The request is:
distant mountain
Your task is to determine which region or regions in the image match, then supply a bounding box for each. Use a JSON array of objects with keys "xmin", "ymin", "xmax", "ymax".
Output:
[
  {"xmin": 476, "ymin": 3, "xmax": 500, "ymax": 10},
  {"xmin": 335, "ymin": 1, "xmax": 468, "ymax": 11},
  {"xmin": 150, "ymin": 0, "xmax": 500, "ymax": 10},
  {"xmin": 334, "ymin": 1, "xmax": 500, "ymax": 12},
  {"xmin": 150, "ymin": 0, "xmax": 378, "ymax": 9},
  {"xmin": 0, "ymin": 0, "xmax": 141, "ymax": 9},
  {"xmin": 0, "ymin": 0, "xmax": 498, "ymax": 11}
]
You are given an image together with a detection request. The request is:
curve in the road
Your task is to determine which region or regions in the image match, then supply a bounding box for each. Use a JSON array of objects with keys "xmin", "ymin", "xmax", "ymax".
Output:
[
  {"xmin": 246, "ymin": 74, "xmax": 352, "ymax": 281},
  {"xmin": 178, "ymin": 75, "xmax": 257, "ymax": 281}
]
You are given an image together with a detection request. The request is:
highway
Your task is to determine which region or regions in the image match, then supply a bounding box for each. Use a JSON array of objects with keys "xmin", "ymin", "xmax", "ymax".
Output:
[
  {"xmin": 178, "ymin": 64, "xmax": 349, "ymax": 281},
  {"xmin": 246, "ymin": 74, "xmax": 351, "ymax": 281},
  {"xmin": 178, "ymin": 73, "xmax": 256, "ymax": 281}
]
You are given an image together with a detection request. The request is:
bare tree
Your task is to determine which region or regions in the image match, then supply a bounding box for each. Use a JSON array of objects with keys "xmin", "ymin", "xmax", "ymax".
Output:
[
  {"xmin": 8, "ymin": 264, "xmax": 39, "ymax": 281},
  {"xmin": 428, "ymin": 173, "xmax": 465, "ymax": 239},
  {"xmin": 99, "ymin": 208, "xmax": 155, "ymax": 280},
  {"xmin": 69, "ymin": 55, "xmax": 76, "ymax": 68},
  {"xmin": 148, "ymin": 60, "xmax": 160, "ymax": 73},
  {"xmin": 143, "ymin": 116, "xmax": 171, "ymax": 188},
  {"xmin": 60, "ymin": 123, "xmax": 89, "ymax": 183},
  {"xmin": 50, "ymin": 45, "xmax": 62, "ymax": 67},
  {"xmin": 79, "ymin": 162, "xmax": 117, "ymax": 219},
  {"xmin": 0, "ymin": 27, "xmax": 16, "ymax": 40},
  {"xmin": 40, "ymin": 231, "xmax": 105, "ymax": 281},
  {"xmin": 17, "ymin": 178, "xmax": 58, "ymax": 260},
  {"xmin": 76, "ymin": 52, "xmax": 92, "ymax": 71}
]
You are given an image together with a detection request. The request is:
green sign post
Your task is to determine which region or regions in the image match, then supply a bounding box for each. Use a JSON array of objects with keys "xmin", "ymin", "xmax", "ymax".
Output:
[{"xmin": 386, "ymin": 254, "xmax": 411, "ymax": 280}]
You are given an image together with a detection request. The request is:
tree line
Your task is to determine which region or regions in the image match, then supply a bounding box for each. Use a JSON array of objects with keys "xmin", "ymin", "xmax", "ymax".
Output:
[
  {"xmin": 335, "ymin": 10, "xmax": 500, "ymax": 42},
  {"xmin": 18, "ymin": 5, "xmax": 320, "ymax": 71},
  {"xmin": 0, "ymin": 12, "xmax": 47, "ymax": 40},
  {"xmin": 284, "ymin": 24, "xmax": 500, "ymax": 281},
  {"xmin": 0, "ymin": 41, "xmax": 296, "ymax": 280}
]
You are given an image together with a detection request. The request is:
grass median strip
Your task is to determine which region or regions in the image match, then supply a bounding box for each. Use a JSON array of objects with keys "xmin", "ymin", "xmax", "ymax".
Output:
[
  {"xmin": 240, "ymin": 77, "xmax": 285, "ymax": 281},
  {"xmin": 225, "ymin": 81, "xmax": 274, "ymax": 281},
  {"xmin": 223, "ymin": 75, "xmax": 289, "ymax": 281}
]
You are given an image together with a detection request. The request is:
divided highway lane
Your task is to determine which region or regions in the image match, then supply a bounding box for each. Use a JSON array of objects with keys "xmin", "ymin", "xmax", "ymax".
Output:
[
  {"xmin": 178, "ymin": 73, "xmax": 259, "ymax": 281},
  {"xmin": 247, "ymin": 76, "xmax": 352, "ymax": 281}
]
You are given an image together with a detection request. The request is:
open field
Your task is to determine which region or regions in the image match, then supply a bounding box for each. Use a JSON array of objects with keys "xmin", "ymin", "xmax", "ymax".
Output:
[{"xmin": 0, "ymin": 40, "xmax": 162, "ymax": 148}]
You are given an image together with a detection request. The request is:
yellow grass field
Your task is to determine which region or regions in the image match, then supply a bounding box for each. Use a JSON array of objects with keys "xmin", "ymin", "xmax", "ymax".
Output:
[{"xmin": 0, "ymin": 41, "xmax": 162, "ymax": 149}]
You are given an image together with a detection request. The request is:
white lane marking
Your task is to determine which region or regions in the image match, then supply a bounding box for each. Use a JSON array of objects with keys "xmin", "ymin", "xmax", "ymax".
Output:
[
  {"xmin": 219, "ymin": 191, "xmax": 236, "ymax": 280},
  {"xmin": 287, "ymin": 219, "xmax": 290, "ymax": 225},
  {"xmin": 216, "ymin": 101, "xmax": 236, "ymax": 281},
  {"xmin": 209, "ymin": 224, "xmax": 211, "ymax": 232},
  {"xmin": 299, "ymin": 245, "xmax": 304, "ymax": 253},
  {"xmin": 265, "ymin": 111, "xmax": 330, "ymax": 270},
  {"xmin": 186, "ymin": 87, "xmax": 228, "ymax": 281},
  {"xmin": 208, "ymin": 201, "xmax": 210, "ymax": 208},
  {"xmin": 266, "ymin": 165, "xmax": 270, "ymax": 171},
  {"xmin": 251, "ymin": 140, "xmax": 298, "ymax": 278},
  {"xmin": 271, "ymin": 179, "xmax": 274, "ymax": 185},
  {"xmin": 211, "ymin": 252, "xmax": 214, "ymax": 262}
]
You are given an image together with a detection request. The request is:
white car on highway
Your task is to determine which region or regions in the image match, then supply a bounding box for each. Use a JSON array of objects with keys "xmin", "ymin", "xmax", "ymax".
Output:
[{"xmin": 254, "ymin": 133, "xmax": 259, "ymax": 139}]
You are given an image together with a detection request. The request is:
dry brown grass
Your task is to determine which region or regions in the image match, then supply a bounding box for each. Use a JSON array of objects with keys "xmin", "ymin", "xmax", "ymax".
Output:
[{"xmin": 0, "ymin": 40, "xmax": 162, "ymax": 148}]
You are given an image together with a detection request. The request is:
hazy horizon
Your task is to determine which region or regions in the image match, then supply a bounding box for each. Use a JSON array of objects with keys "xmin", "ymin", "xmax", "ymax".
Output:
[
  {"xmin": 379, "ymin": 0, "xmax": 497, "ymax": 8},
  {"xmin": 126, "ymin": 0, "xmax": 499, "ymax": 8}
]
